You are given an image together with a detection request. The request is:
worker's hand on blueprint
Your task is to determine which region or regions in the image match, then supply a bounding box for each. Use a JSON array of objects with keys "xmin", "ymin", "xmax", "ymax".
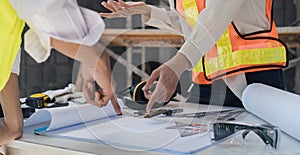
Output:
[
  {"xmin": 143, "ymin": 65, "xmax": 177, "ymax": 113},
  {"xmin": 81, "ymin": 52, "xmax": 121, "ymax": 115},
  {"xmin": 143, "ymin": 53, "xmax": 191, "ymax": 112},
  {"xmin": 50, "ymin": 39, "xmax": 121, "ymax": 114},
  {"xmin": 100, "ymin": 0, "xmax": 150, "ymax": 18}
]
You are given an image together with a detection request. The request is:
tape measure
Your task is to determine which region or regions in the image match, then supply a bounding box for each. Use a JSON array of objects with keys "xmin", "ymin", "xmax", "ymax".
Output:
[
  {"xmin": 129, "ymin": 81, "xmax": 176, "ymax": 105},
  {"xmin": 118, "ymin": 80, "xmax": 178, "ymax": 110},
  {"xmin": 25, "ymin": 93, "xmax": 55, "ymax": 108}
]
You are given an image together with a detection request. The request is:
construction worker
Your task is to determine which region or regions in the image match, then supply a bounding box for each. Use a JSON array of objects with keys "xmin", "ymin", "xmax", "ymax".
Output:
[
  {"xmin": 0, "ymin": 0, "xmax": 120, "ymax": 145},
  {"xmin": 100, "ymin": 0, "xmax": 287, "ymax": 112}
]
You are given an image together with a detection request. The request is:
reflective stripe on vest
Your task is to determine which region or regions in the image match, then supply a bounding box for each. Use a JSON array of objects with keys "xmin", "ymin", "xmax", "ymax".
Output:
[
  {"xmin": 0, "ymin": 0, "xmax": 24, "ymax": 91},
  {"xmin": 177, "ymin": 0, "xmax": 287, "ymax": 84}
]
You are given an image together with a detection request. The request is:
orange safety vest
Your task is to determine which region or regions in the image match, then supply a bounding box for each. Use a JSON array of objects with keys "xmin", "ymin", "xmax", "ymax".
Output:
[{"xmin": 176, "ymin": 0, "xmax": 287, "ymax": 84}]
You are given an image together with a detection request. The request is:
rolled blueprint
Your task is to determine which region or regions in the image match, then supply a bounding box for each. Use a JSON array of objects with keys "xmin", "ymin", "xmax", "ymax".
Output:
[{"xmin": 242, "ymin": 83, "xmax": 300, "ymax": 141}]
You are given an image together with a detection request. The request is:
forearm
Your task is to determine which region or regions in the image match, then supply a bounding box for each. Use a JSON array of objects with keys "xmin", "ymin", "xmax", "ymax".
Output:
[
  {"xmin": 50, "ymin": 38, "xmax": 104, "ymax": 67},
  {"xmin": 0, "ymin": 74, "xmax": 22, "ymax": 145},
  {"xmin": 51, "ymin": 38, "xmax": 113, "ymax": 84}
]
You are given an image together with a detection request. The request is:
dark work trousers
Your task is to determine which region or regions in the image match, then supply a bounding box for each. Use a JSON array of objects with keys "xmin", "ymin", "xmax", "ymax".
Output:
[{"xmin": 186, "ymin": 69, "xmax": 285, "ymax": 107}]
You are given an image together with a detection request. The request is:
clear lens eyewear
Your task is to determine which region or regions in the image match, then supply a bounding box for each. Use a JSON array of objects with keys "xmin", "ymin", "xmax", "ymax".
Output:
[{"xmin": 210, "ymin": 122, "xmax": 280, "ymax": 149}]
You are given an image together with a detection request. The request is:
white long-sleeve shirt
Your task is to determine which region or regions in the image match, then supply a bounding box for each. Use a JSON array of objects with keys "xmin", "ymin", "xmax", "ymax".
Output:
[
  {"xmin": 9, "ymin": 0, "xmax": 105, "ymax": 63},
  {"xmin": 142, "ymin": 0, "xmax": 271, "ymax": 99}
]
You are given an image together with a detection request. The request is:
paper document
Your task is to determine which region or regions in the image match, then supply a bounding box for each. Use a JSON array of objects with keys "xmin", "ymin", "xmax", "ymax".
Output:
[
  {"xmin": 24, "ymin": 100, "xmax": 213, "ymax": 154},
  {"xmin": 24, "ymin": 100, "xmax": 121, "ymax": 128},
  {"xmin": 242, "ymin": 83, "xmax": 300, "ymax": 141}
]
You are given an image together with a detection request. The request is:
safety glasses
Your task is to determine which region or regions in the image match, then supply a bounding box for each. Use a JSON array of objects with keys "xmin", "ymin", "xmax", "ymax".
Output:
[{"xmin": 210, "ymin": 122, "xmax": 280, "ymax": 149}]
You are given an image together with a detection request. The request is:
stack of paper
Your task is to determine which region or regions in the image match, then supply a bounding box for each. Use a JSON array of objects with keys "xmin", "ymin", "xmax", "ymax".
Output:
[{"xmin": 24, "ymin": 101, "xmax": 213, "ymax": 154}]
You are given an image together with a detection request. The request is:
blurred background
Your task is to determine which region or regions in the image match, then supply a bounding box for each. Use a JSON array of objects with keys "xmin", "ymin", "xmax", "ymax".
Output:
[{"xmin": 19, "ymin": 0, "xmax": 300, "ymax": 98}]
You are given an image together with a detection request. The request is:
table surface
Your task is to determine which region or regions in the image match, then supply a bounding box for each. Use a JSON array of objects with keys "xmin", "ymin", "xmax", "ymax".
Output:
[{"xmin": 1, "ymin": 101, "xmax": 300, "ymax": 155}]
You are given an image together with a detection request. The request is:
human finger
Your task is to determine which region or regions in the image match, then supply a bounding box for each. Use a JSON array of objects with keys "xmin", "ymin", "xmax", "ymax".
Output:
[
  {"xmin": 146, "ymin": 82, "xmax": 168, "ymax": 112},
  {"xmin": 87, "ymin": 82, "xmax": 95, "ymax": 93},
  {"xmin": 101, "ymin": 1, "xmax": 116, "ymax": 12},
  {"xmin": 142, "ymin": 70, "xmax": 159, "ymax": 92},
  {"xmin": 107, "ymin": 0, "xmax": 118, "ymax": 12},
  {"xmin": 143, "ymin": 88, "xmax": 152, "ymax": 100},
  {"xmin": 118, "ymin": 0, "xmax": 129, "ymax": 9},
  {"xmin": 111, "ymin": 1, "xmax": 123, "ymax": 12},
  {"xmin": 97, "ymin": 90, "xmax": 111, "ymax": 107},
  {"xmin": 83, "ymin": 82, "xmax": 96, "ymax": 105},
  {"xmin": 99, "ymin": 12, "xmax": 112, "ymax": 18},
  {"xmin": 114, "ymin": 1, "xmax": 126, "ymax": 9},
  {"xmin": 110, "ymin": 95, "xmax": 122, "ymax": 115},
  {"xmin": 103, "ymin": 0, "xmax": 117, "ymax": 12},
  {"xmin": 93, "ymin": 91, "xmax": 103, "ymax": 107},
  {"xmin": 99, "ymin": 12, "xmax": 119, "ymax": 18},
  {"xmin": 118, "ymin": 0, "xmax": 126, "ymax": 6}
]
